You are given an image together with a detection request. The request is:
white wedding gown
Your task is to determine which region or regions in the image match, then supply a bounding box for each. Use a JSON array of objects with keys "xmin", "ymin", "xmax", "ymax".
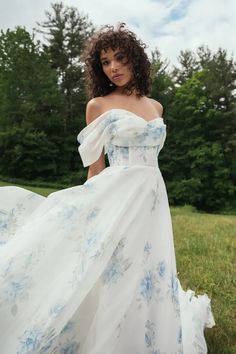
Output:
[{"xmin": 0, "ymin": 109, "xmax": 215, "ymax": 354}]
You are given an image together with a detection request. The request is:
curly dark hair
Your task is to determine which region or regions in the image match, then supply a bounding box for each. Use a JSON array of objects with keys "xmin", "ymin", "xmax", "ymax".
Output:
[{"xmin": 82, "ymin": 23, "xmax": 152, "ymax": 98}]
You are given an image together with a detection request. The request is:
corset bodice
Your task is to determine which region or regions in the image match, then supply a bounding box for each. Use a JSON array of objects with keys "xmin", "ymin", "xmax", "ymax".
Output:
[{"xmin": 106, "ymin": 144, "xmax": 160, "ymax": 167}]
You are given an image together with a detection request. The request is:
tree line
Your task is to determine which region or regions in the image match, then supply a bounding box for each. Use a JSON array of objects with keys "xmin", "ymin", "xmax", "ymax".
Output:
[{"xmin": 0, "ymin": 2, "xmax": 235, "ymax": 212}]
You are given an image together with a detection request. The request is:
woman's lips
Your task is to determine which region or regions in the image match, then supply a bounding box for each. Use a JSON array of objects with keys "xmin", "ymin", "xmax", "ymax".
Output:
[{"xmin": 112, "ymin": 74, "xmax": 123, "ymax": 81}]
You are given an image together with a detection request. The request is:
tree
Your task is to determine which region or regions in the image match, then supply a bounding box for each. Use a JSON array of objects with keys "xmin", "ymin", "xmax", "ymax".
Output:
[
  {"xmin": 36, "ymin": 2, "xmax": 94, "ymax": 132},
  {"xmin": 0, "ymin": 128, "xmax": 59, "ymax": 179},
  {"xmin": 0, "ymin": 27, "xmax": 63, "ymax": 133},
  {"xmin": 150, "ymin": 49, "xmax": 176, "ymax": 110},
  {"xmin": 173, "ymin": 45, "xmax": 236, "ymax": 111},
  {"xmin": 172, "ymin": 49, "xmax": 199, "ymax": 85},
  {"xmin": 165, "ymin": 69, "xmax": 235, "ymax": 211},
  {"xmin": 150, "ymin": 49, "xmax": 177, "ymax": 181},
  {"xmin": 0, "ymin": 27, "xmax": 84, "ymax": 180}
]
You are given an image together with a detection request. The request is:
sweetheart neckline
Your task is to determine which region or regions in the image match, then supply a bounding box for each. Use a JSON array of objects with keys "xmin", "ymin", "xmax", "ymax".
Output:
[
  {"xmin": 102, "ymin": 108, "xmax": 163, "ymax": 123},
  {"xmin": 77, "ymin": 108, "xmax": 166, "ymax": 144}
]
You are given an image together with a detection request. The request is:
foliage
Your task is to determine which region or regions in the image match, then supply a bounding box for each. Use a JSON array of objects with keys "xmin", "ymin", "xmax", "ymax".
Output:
[
  {"xmin": 0, "ymin": 128, "xmax": 58, "ymax": 179},
  {"xmin": 36, "ymin": 1, "xmax": 94, "ymax": 132},
  {"xmin": 0, "ymin": 5, "xmax": 92, "ymax": 182},
  {"xmin": 151, "ymin": 48, "xmax": 236, "ymax": 212},
  {"xmin": 0, "ymin": 27, "xmax": 63, "ymax": 131},
  {"xmin": 150, "ymin": 49, "xmax": 176, "ymax": 110}
]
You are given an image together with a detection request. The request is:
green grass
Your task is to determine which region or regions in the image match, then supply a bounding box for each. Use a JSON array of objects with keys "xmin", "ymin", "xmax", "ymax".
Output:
[
  {"xmin": 1, "ymin": 182, "xmax": 235, "ymax": 353},
  {"xmin": 171, "ymin": 205, "xmax": 236, "ymax": 354},
  {"xmin": 0, "ymin": 180, "xmax": 58, "ymax": 197}
]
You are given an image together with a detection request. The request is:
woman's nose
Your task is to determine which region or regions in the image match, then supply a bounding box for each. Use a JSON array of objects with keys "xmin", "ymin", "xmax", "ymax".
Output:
[{"xmin": 111, "ymin": 60, "xmax": 118, "ymax": 71}]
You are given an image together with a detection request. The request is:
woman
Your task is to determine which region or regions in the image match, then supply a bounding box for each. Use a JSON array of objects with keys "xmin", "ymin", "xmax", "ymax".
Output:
[{"xmin": 0, "ymin": 24, "xmax": 214, "ymax": 353}]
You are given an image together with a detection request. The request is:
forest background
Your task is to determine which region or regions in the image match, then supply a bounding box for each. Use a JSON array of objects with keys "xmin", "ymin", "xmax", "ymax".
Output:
[{"xmin": 0, "ymin": 2, "xmax": 235, "ymax": 213}]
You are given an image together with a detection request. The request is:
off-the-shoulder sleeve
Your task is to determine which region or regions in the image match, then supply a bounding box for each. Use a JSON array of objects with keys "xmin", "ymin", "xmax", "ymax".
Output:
[
  {"xmin": 77, "ymin": 113, "xmax": 108, "ymax": 167},
  {"xmin": 77, "ymin": 111, "xmax": 167, "ymax": 167}
]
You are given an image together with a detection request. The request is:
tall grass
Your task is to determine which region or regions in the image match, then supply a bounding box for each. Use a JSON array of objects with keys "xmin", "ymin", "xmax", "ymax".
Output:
[
  {"xmin": 1, "ymin": 182, "xmax": 235, "ymax": 353},
  {"xmin": 172, "ymin": 205, "xmax": 236, "ymax": 354}
]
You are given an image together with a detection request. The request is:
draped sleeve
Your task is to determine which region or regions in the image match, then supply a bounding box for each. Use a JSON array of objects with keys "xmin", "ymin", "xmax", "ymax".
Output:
[{"xmin": 77, "ymin": 112, "xmax": 109, "ymax": 167}]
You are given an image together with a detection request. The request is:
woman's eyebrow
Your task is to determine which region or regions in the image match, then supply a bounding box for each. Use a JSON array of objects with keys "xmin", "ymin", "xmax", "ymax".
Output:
[
  {"xmin": 100, "ymin": 54, "xmax": 109, "ymax": 60},
  {"xmin": 115, "ymin": 50, "xmax": 125, "ymax": 56},
  {"xmin": 100, "ymin": 51, "xmax": 125, "ymax": 60}
]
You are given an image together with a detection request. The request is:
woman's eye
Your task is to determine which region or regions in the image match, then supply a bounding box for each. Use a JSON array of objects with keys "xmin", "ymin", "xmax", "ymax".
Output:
[
  {"xmin": 101, "ymin": 60, "xmax": 109, "ymax": 66},
  {"xmin": 117, "ymin": 54, "xmax": 125, "ymax": 61}
]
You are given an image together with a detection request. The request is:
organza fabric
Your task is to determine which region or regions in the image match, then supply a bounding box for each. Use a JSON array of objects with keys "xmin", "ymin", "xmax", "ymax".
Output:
[{"xmin": 0, "ymin": 109, "xmax": 215, "ymax": 353}]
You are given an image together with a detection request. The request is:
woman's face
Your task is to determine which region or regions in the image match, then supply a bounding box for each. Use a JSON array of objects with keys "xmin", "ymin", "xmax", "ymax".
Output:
[{"xmin": 100, "ymin": 48, "xmax": 133, "ymax": 87}]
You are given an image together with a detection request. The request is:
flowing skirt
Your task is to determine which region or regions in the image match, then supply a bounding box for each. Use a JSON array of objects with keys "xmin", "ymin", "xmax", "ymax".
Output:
[{"xmin": 0, "ymin": 165, "xmax": 214, "ymax": 353}]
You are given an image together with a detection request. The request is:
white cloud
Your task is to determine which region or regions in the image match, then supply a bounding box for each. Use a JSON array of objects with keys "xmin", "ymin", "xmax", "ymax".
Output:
[
  {"xmin": 152, "ymin": 0, "xmax": 236, "ymax": 67},
  {"xmin": 0, "ymin": 0, "xmax": 235, "ymax": 70}
]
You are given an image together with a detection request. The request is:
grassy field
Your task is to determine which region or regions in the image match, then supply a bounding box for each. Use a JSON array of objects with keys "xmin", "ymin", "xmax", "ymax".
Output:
[
  {"xmin": 0, "ymin": 182, "xmax": 235, "ymax": 353},
  {"xmin": 0, "ymin": 180, "xmax": 58, "ymax": 196},
  {"xmin": 172, "ymin": 206, "xmax": 236, "ymax": 354}
]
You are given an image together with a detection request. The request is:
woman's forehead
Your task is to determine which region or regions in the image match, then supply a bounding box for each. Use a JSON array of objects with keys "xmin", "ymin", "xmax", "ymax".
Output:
[{"xmin": 100, "ymin": 47, "xmax": 124, "ymax": 58}]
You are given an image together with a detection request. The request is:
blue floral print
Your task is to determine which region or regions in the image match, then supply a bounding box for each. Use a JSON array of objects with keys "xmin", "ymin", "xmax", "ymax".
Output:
[
  {"xmin": 57, "ymin": 205, "xmax": 79, "ymax": 223},
  {"xmin": 0, "ymin": 203, "xmax": 25, "ymax": 244},
  {"xmin": 138, "ymin": 260, "xmax": 172, "ymax": 308},
  {"xmin": 17, "ymin": 326, "xmax": 56, "ymax": 354},
  {"xmin": 139, "ymin": 268, "xmax": 163, "ymax": 305},
  {"xmin": 58, "ymin": 321, "xmax": 80, "ymax": 353},
  {"xmin": 17, "ymin": 327, "xmax": 43, "ymax": 353},
  {"xmin": 144, "ymin": 320, "xmax": 163, "ymax": 354},
  {"xmin": 2, "ymin": 274, "xmax": 31, "ymax": 305},
  {"xmin": 58, "ymin": 341, "xmax": 80, "ymax": 354},
  {"xmin": 1, "ymin": 257, "xmax": 14, "ymax": 277},
  {"xmin": 49, "ymin": 303, "xmax": 66, "ymax": 317},
  {"xmin": 178, "ymin": 326, "xmax": 182, "ymax": 344},
  {"xmin": 86, "ymin": 207, "xmax": 100, "ymax": 222},
  {"xmin": 157, "ymin": 260, "xmax": 167, "ymax": 278},
  {"xmin": 145, "ymin": 320, "xmax": 156, "ymax": 348},
  {"xmin": 168, "ymin": 273, "xmax": 180, "ymax": 315},
  {"xmin": 102, "ymin": 237, "xmax": 132, "ymax": 286},
  {"xmin": 60, "ymin": 321, "xmax": 74, "ymax": 334},
  {"xmin": 23, "ymin": 246, "xmax": 45, "ymax": 269},
  {"xmin": 144, "ymin": 241, "xmax": 152, "ymax": 257},
  {"xmin": 151, "ymin": 186, "xmax": 159, "ymax": 211}
]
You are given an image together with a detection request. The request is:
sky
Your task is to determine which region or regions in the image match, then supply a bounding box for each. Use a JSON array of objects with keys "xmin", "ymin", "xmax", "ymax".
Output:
[{"xmin": 0, "ymin": 0, "xmax": 235, "ymax": 69}]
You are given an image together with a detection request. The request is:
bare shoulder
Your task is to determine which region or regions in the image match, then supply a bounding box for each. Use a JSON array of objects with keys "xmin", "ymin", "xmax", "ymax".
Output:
[
  {"xmin": 85, "ymin": 97, "xmax": 107, "ymax": 125},
  {"xmin": 148, "ymin": 98, "xmax": 164, "ymax": 117}
]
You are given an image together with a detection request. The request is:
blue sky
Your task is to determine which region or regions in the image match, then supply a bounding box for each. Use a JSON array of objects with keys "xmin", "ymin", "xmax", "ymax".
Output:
[
  {"xmin": 0, "ymin": 0, "xmax": 235, "ymax": 69},
  {"xmin": 168, "ymin": 0, "xmax": 189, "ymax": 21}
]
